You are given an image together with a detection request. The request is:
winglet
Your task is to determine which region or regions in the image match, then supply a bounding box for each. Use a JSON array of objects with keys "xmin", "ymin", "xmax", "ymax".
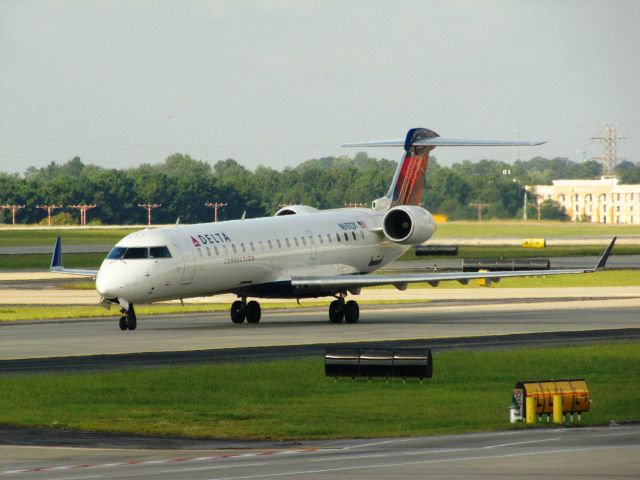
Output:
[
  {"xmin": 596, "ymin": 237, "xmax": 617, "ymax": 269},
  {"xmin": 50, "ymin": 236, "xmax": 63, "ymax": 270}
]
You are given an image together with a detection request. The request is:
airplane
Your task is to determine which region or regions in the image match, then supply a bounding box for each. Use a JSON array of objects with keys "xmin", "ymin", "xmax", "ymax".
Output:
[{"xmin": 49, "ymin": 127, "xmax": 617, "ymax": 331}]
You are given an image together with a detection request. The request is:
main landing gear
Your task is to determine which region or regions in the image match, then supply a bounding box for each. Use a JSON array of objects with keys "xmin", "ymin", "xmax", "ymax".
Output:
[
  {"xmin": 230, "ymin": 298, "xmax": 262, "ymax": 324},
  {"xmin": 119, "ymin": 304, "xmax": 137, "ymax": 331},
  {"xmin": 329, "ymin": 297, "xmax": 359, "ymax": 324}
]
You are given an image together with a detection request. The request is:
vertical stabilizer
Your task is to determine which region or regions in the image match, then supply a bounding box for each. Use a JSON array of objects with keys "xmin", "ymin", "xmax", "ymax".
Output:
[{"xmin": 383, "ymin": 128, "xmax": 438, "ymax": 209}]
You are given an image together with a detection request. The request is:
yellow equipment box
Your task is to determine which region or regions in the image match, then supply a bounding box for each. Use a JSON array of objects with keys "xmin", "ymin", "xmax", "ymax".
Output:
[
  {"xmin": 522, "ymin": 238, "xmax": 546, "ymax": 248},
  {"xmin": 513, "ymin": 379, "xmax": 590, "ymax": 419}
]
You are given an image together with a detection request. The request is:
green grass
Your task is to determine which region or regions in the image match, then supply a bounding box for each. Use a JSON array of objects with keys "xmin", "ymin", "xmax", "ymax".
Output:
[
  {"xmin": 0, "ymin": 228, "xmax": 138, "ymax": 247},
  {"xmin": 0, "ymin": 299, "xmax": 432, "ymax": 322},
  {"xmin": 399, "ymin": 244, "xmax": 640, "ymax": 261},
  {"xmin": 1, "ymin": 343, "xmax": 638, "ymax": 440},
  {"xmin": 432, "ymin": 220, "xmax": 640, "ymax": 238},
  {"xmin": 0, "ymin": 253, "xmax": 105, "ymax": 269}
]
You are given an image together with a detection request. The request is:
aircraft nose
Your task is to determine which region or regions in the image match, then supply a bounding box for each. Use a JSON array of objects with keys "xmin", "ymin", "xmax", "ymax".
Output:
[{"xmin": 96, "ymin": 266, "xmax": 125, "ymax": 299}]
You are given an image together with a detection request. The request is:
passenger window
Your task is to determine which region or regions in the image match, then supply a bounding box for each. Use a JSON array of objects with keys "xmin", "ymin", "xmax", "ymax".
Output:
[
  {"xmin": 149, "ymin": 246, "xmax": 172, "ymax": 258},
  {"xmin": 344, "ymin": 232, "xmax": 349, "ymax": 241},
  {"xmin": 327, "ymin": 234, "xmax": 332, "ymax": 243},
  {"xmin": 206, "ymin": 247, "xmax": 211, "ymax": 256},
  {"xmin": 250, "ymin": 241, "xmax": 255, "ymax": 252},
  {"xmin": 123, "ymin": 247, "xmax": 148, "ymax": 259},
  {"xmin": 214, "ymin": 246, "xmax": 219, "ymax": 255},
  {"xmin": 268, "ymin": 240, "xmax": 273, "ymax": 250},
  {"xmin": 259, "ymin": 241, "xmax": 264, "ymax": 250},
  {"xmin": 276, "ymin": 239, "xmax": 281, "ymax": 248},
  {"xmin": 318, "ymin": 235, "xmax": 323, "ymax": 244},
  {"xmin": 241, "ymin": 243, "xmax": 246, "ymax": 253},
  {"xmin": 286, "ymin": 238, "xmax": 291, "ymax": 247},
  {"xmin": 360, "ymin": 230, "xmax": 365, "ymax": 240},
  {"xmin": 198, "ymin": 249, "xmax": 203, "ymax": 257},
  {"xmin": 294, "ymin": 238, "xmax": 299, "ymax": 247},
  {"xmin": 336, "ymin": 233, "xmax": 341, "ymax": 242},
  {"xmin": 301, "ymin": 237, "xmax": 306, "ymax": 246},
  {"xmin": 352, "ymin": 232, "xmax": 357, "ymax": 240},
  {"xmin": 223, "ymin": 245, "xmax": 228, "ymax": 254},
  {"xmin": 232, "ymin": 244, "xmax": 237, "ymax": 253}
]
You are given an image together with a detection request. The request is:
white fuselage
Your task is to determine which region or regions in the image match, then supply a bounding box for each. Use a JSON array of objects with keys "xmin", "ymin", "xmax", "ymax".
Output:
[{"xmin": 95, "ymin": 208, "xmax": 431, "ymax": 305}]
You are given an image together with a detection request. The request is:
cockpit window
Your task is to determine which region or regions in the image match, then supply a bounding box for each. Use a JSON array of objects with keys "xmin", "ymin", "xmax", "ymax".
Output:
[
  {"xmin": 123, "ymin": 247, "xmax": 149, "ymax": 259},
  {"xmin": 106, "ymin": 247, "xmax": 126, "ymax": 260},
  {"xmin": 150, "ymin": 246, "xmax": 172, "ymax": 258}
]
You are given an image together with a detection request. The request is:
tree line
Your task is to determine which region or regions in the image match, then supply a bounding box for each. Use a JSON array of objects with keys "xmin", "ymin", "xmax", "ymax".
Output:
[{"xmin": 1, "ymin": 152, "xmax": 638, "ymax": 225}]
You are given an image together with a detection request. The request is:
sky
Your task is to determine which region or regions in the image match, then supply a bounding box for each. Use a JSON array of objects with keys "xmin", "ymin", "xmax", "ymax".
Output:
[{"xmin": 0, "ymin": 0, "xmax": 638, "ymax": 174}]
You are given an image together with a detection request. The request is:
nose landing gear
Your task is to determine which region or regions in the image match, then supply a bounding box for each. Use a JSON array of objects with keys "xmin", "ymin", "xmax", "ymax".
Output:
[{"xmin": 119, "ymin": 304, "xmax": 137, "ymax": 331}]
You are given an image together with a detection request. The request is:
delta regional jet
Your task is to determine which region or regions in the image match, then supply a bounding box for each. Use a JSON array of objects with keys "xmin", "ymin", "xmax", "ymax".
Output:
[{"xmin": 50, "ymin": 128, "xmax": 616, "ymax": 331}]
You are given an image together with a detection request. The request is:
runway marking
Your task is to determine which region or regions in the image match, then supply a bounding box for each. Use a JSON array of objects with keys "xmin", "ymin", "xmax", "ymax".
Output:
[
  {"xmin": 590, "ymin": 431, "xmax": 640, "ymax": 438},
  {"xmin": 46, "ymin": 476, "xmax": 103, "ymax": 480},
  {"xmin": 164, "ymin": 462, "xmax": 267, "ymax": 473},
  {"xmin": 340, "ymin": 438, "xmax": 414, "ymax": 449},
  {"xmin": 484, "ymin": 437, "xmax": 561, "ymax": 448},
  {"xmin": 204, "ymin": 445, "xmax": 629, "ymax": 480},
  {"xmin": 0, "ymin": 448, "xmax": 318, "ymax": 476}
]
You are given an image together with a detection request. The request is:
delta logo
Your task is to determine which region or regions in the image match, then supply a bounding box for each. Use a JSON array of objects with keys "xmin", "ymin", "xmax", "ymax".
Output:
[{"xmin": 191, "ymin": 236, "xmax": 201, "ymax": 247}]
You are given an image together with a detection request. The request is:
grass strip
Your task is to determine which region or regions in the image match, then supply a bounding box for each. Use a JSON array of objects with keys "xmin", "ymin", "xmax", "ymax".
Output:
[
  {"xmin": 1, "ymin": 343, "xmax": 638, "ymax": 440},
  {"xmin": 0, "ymin": 299, "xmax": 431, "ymax": 322},
  {"xmin": 0, "ymin": 228, "xmax": 137, "ymax": 247}
]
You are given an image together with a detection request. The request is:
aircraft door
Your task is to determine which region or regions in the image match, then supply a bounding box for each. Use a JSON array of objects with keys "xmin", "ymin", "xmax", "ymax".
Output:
[
  {"xmin": 306, "ymin": 229, "xmax": 317, "ymax": 261},
  {"xmin": 170, "ymin": 232, "xmax": 195, "ymax": 285}
]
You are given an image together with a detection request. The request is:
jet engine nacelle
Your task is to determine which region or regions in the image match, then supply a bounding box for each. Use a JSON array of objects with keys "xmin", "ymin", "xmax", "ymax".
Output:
[
  {"xmin": 382, "ymin": 205, "xmax": 436, "ymax": 245},
  {"xmin": 274, "ymin": 205, "xmax": 319, "ymax": 216}
]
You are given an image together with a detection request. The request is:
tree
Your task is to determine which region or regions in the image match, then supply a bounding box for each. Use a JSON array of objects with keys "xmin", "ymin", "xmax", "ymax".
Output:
[{"xmin": 539, "ymin": 199, "xmax": 569, "ymax": 221}]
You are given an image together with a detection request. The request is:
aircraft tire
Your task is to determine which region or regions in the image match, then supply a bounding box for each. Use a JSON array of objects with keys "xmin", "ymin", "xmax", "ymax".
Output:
[
  {"xmin": 231, "ymin": 300, "xmax": 246, "ymax": 324},
  {"xmin": 329, "ymin": 300, "xmax": 344, "ymax": 323},
  {"xmin": 119, "ymin": 316, "xmax": 128, "ymax": 331},
  {"xmin": 344, "ymin": 300, "xmax": 359, "ymax": 324},
  {"xmin": 127, "ymin": 316, "xmax": 137, "ymax": 330},
  {"xmin": 246, "ymin": 300, "xmax": 261, "ymax": 323}
]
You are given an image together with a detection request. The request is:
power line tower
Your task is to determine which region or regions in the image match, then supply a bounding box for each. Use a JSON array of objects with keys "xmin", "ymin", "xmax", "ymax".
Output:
[
  {"xmin": 138, "ymin": 203, "xmax": 161, "ymax": 226},
  {"xmin": 205, "ymin": 202, "xmax": 227, "ymax": 223},
  {"xmin": 70, "ymin": 204, "xmax": 97, "ymax": 226},
  {"xmin": 591, "ymin": 122, "xmax": 625, "ymax": 176},
  {"xmin": 37, "ymin": 204, "xmax": 63, "ymax": 226}
]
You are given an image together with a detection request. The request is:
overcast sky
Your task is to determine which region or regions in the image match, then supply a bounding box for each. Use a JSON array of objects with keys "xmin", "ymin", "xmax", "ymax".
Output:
[{"xmin": 1, "ymin": 0, "xmax": 638, "ymax": 174}]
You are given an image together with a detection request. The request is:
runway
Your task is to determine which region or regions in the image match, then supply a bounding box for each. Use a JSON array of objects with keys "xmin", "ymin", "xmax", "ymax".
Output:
[
  {"xmin": 1, "ymin": 298, "xmax": 639, "ymax": 361},
  {"xmin": 1, "ymin": 425, "xmax": 639, "ymax": 479}
]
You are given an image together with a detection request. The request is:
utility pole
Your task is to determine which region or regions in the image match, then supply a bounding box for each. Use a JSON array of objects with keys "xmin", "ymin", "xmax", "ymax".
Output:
[
  {"xmin": 591, "ymin": 122, "xmax": 625, "ymax": 176},
  {"xmin": 205, "ymin": 202, "xmax": 227, "ymax": 222},
  {"xmin": 344, "ymin": 202, "xmax": 366, "ymax": 208},
  {"xmin": 469, "ymin": 202, "xmax": 490, "ymax": 222},
  {"xmin": 37, "ymin": 204, "xmax": 63, "ymax": 226},
  {"xmin": 70, "ymin": 204, "xmax": 97, "ymax": 226},
  {"xmin": 138, "ymin": 203, "xmax": 161, "ymax": 226},
  {"xmin": 0, "ymin": 205, "xmax": 25, "ymax": 225},
  {"xmin": 522, "ymin": 191, "xmax": 527, "ymax": 221}
]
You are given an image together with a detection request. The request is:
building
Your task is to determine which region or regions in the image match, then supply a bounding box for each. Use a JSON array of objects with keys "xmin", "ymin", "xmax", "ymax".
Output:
[{"xmin": 530, "ymin": 177, "xmax": 640, "ymax": 224}]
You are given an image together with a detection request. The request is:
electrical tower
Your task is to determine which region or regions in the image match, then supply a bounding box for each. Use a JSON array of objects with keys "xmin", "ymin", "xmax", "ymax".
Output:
[
  {"xmin": 70, "ymin": 204, "xmax": 97, "ymax": 226},
  {"xmin": 0, "ymin": 205, "xmax": 25, "ymax": 225},
  {"xmin": 205, "ymin": 202, "xmax": 227, "ymax": 223},
  {"xmin": 138, "ymin": 203, "xmax": 161, "ymax": 226},
  {"xmin": 37, "ymin": 204, "xmax": 63, "ymax": 226},
  {"xmin": 591, "ymin": 122, "xmax": 625, "ymax": 176}
]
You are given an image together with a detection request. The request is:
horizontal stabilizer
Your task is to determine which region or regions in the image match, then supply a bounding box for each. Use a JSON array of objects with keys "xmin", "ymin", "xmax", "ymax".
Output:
[{"xmin": 342, "ymin": 138, "xmax": 545, "ymax": 148}]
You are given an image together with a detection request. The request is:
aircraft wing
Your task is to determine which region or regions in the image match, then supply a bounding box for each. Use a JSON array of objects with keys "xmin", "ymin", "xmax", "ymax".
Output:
[
  {"xmin": 291, "ymin": 237, "xmax": 616, "ymax": 290},
  {"xmin": 50, "ymin": 237, "xmax": 99, "ymax": 277}
]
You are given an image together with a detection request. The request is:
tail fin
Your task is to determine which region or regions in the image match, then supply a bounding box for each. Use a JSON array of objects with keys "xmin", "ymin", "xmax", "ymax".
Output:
[
  {"xmin": 343, "ymin": 127, "xmax": 545, "ymax": 210},
  {"xmin": 386, "ymin": 128, "xmax": 438, "ymax": 207}
]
